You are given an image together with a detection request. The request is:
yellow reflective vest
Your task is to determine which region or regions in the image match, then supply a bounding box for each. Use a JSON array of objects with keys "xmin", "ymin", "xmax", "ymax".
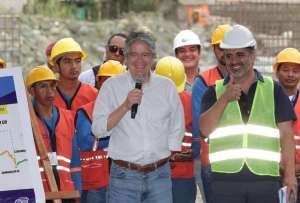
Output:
[{"xmin": 209, "ymin": 76, "xmax": 280, "ymax": 176}]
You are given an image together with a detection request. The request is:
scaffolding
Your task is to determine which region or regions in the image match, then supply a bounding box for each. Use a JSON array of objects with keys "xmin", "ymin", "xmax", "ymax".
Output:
[
  {"xmin": 0, "ymin": 15, "xmax": 21, "ymax": 67},
  {"xmin": 209, "ymin": 0, "xmax": 300, "ymax": 73}
]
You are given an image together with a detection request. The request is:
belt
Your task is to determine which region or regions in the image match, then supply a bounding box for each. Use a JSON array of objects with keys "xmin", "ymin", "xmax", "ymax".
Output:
[{"xmin": 112, "ymin": 157, "xmax": 169, "ymax": 173}]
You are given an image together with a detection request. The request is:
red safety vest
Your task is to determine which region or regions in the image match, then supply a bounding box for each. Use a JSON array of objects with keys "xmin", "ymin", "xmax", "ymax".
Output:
[
  {"xmin": 293, "ymin": 92, "xmax": 300, "ymax": 164},
  {"xmin": 36, "ymin": 107, "xmax": 77, "ymax": 192},
  {"xmin": 77, "ymin": 101, "xmax": 109, "ymax": 189},
  {"xmin": 54, "ymin": 82, "xmax": 98, "ymax": 111},
  {"xmin": 171, "ymin": 91, "xmax": 194, "ymax": 178},
  {"xmin": 199, "ymin": 66, "xmax": 223, "ymax": 166}
]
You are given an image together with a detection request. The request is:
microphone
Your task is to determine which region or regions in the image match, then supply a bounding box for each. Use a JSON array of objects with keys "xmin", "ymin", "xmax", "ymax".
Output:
[{"xmin": 131, "ymin": 75, "xmax": 144, "ymax": 119}]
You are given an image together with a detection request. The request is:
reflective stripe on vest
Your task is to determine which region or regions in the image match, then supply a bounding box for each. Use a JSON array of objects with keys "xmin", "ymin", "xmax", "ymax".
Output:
[
  {"xmin": 210, "ymin": 149, "xmax": 280, "ymax": 163},
  {"xmin": 210, "ymin": 124, "xmax": 279, "ymax": 140},
  {"xmin": 210, "ymin": 76, "xmax": 279, "ymax": 176}
]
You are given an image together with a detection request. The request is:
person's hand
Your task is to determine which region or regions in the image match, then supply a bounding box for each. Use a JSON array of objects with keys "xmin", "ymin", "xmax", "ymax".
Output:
[
  {"xmin": 220, "ymin": 77, "xmax": 242, "ymax": 103},
  {"xmin": 283, "ymin": 173, "xmax": 297, "ymax": 202},
  {"xmin": 170, "ymin": 150, "xmax": 193, "ymax": 162},
  {"xmin": 124, "ymin": 88, "xmax": 143, "ymax": 110}
]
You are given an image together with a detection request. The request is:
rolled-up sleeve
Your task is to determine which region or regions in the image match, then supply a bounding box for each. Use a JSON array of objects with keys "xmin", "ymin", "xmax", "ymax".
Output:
[
  {"xmin": 168, "ymin": 84, "xmax": 185, "ymax": 151},
  {"xmin": 92, "ymin": 80, "xmax": 113, "ymax": 138}
]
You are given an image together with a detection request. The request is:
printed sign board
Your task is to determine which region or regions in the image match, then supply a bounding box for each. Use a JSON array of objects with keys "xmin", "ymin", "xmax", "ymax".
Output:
[{"xmin": 0, "ymin": 67, "xmax": 45, "ymax": 203}]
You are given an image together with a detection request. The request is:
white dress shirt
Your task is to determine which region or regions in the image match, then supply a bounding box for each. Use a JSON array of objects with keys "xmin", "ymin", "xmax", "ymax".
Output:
[
  {"xmin": 79, "ymin": 69, "xmax": 96, "ymax": 87},
  {"xmin": 92, "ymin": 71, "xmax": 185, "ymax": 165}
]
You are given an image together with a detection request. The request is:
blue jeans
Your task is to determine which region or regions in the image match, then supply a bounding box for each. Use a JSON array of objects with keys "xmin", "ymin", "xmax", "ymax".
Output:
[
  {"xmin": 201, "ymin": 165, "xmax": 212, "ymax": 203},
  {"xmin": 86, "ymin": 187, "xmax": 107, "ymax": 203},
  {"xmin": 172, "ymin": 178, "xmax": 196, "ymax": 203},
  {"xmin": 81, "ymin": 190, "xmax": 88, "ymax": 203},
  {"xmin": 194, "ymin": 158, "xmax": 206, "ymax": 202},
  {"xmin": 108, "ymin": 161, "xmax": 172, "ymax": 203}
]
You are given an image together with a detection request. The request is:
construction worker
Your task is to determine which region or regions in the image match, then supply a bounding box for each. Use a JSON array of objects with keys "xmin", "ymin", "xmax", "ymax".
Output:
[
  {"xmin": 95, "ymin": 60, "xmax": 125, "ymax": 89},
  {"xmin": 92, "ymin": 32, "xmax": 184, "ymax": 203},
  {"xmin": 199, "ymin": 24, "xmax": 297, "ymax": 203},
  {"xmin": 192, "ymin": 24, "xmax": 231, "ymax": 203},
  {"xmin": 273, "ymin": 48, "xmax": 300, "ymax": 203},
  {"xmin": 79, "ymin": 33, "xmax": 127, "ymax": 87},
  {"xmin": 173, "ymin": 29, "xmax": 205, "ymax": 199},
  {"xmin": 155, "ymin": 56, "xmax": 196, "ymax": 203},
  {"xmin": 75, "ymin": 60, "xmax": 125, "ymax": 203},
  {"xmin": 25, "ymin": 66, "xmax": 81, "ymax": 198},
  {"xmin": 49, "ymin": 37, "xmax": 98, "ymax": 111},
  {"xmin": 0, "ymin": 58, "xmax": 7, "ymax": 68},
  {"xmin": 174, "ymin": 29, "xmax": 201, "ymax": 92}
]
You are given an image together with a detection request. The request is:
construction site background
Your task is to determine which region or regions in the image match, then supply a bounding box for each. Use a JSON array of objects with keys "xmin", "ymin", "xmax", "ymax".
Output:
[{"xmin": 0, "ymin": 0, "xmax": 299, "ymax": 76}]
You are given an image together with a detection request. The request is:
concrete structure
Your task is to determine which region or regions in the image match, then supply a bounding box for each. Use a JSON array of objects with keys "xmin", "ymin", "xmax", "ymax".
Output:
[{"xmin": 0, "ymin": 0, "xmax": 27, "ymax": 14}]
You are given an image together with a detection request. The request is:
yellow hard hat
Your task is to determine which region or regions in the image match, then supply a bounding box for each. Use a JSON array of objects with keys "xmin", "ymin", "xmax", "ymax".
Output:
[
  {"xmin": 0, "ymin": 58, "xmax": 6, "ymax": 68},
  {"xmin": 49, "ymin": 38, "xmax": 87, "ymax": 65},
  {"xmin": 155, "ymin": 56, "xmax": 186, "ymax": 93},
  {"xmin": 25, "ymin": 65, "xmax": 57, "ymax": 87},
  {"xmin": 97, "ymin": 60, "xmax": 125, "ymax": 79},
  {"xmin": 211, "ymin": 24, "xmax": 232, "ymax": 45},
  {"xmin": 273, "ymin": 48, "xmax": 300, "ymax": 72}
]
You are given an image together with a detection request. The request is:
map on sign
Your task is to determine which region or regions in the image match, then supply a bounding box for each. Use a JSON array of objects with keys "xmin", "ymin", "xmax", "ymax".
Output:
[
  {"xmin": 0, "ymin": 68, "xmax": 44, "ymax": 203},
  {"xmin": 0, "ymin": 77, "xmax": 28, "ymax": 175}
]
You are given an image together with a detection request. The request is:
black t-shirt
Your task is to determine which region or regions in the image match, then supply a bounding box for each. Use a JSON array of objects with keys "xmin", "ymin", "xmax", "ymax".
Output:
[{"xmin": 200, "ymin": 70, "xmax": 296, "ymax": 181}]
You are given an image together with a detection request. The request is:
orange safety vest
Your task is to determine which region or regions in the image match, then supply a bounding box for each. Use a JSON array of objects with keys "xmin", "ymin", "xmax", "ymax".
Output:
[
  {"xmin": 171, "ymin": 91, "xmax": 194, "ymax": 178},
  {"xmin": 293, "ymin": 92, "xmax": 300, "ymax": 164},
  {"xmin": 54, "ymin": 82, "xmax": 98, "ymax": 111},
  {"xmin": 199, "ymin": 66, "xmax": 223, "ymax": 166},
  {"xmin": 36, "ymin": 107, "xmax": 77, "ymax": 192}
]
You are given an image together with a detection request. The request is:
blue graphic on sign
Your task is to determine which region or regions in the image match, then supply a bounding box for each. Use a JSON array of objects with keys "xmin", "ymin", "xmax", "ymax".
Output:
[
  {"xmin": 0, "ymin": 189, "xmax": 35, "ymax": 203},
  {"xmin": 0, "ymin": 76, "xmax": 18, "ymax": 105}
]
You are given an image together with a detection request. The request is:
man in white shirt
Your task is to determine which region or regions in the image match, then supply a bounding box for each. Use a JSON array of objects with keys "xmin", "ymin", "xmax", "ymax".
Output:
[
  {"xmin": 79, "ymin": 33, "xmax": 127, "ymax": 87},
  {"xmin": 92, "ymin": 32, "xmax": 185, "ymax": 203}
]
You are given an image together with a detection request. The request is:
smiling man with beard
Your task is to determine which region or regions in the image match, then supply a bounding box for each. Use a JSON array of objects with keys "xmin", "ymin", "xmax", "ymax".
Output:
[
  {"xmin": 192, "ymin": 24, "xmax": 231, "ymax": 203},
  {"xmin": 199, "ymin": 25, "xmax": 297, "ymax": 203},
  {"xmin": 49, "ymin": 38, "xmax": 98, "ymax": 112}
]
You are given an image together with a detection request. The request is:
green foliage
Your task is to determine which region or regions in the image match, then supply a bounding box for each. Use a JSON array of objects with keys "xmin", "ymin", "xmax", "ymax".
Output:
[
  {"xmin": 129, "ymin": 0, "xmax": 157, "ymax": 12},
  {"xmin": 27, "ymin": 0, "xmax": 75, "ymax": 19}
]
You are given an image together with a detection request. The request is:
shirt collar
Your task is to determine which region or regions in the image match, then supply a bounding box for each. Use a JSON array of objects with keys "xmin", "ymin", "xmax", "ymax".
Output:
[
  {"xmin": 126, "ymin": 71, "xmax": 153, "ymax": 87},
  {"xmin": 223, "ymin": 69, "xmax": 264, "ymax": 85}
]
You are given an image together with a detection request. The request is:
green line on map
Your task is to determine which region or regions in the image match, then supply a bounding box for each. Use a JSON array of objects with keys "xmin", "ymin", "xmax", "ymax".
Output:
[{"xmin": 16, "ymin": 159, "xmax": 28, "ymax": 166}]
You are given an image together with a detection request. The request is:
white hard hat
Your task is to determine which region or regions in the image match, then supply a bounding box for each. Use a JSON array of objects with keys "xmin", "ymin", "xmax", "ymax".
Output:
[
  {"xmin": 173, "ymin": 30, "xmax": 201, "ymax": 50},
  {"xmin": 220, "ymin": 24, "xmax": 256, "ymax": 49}
]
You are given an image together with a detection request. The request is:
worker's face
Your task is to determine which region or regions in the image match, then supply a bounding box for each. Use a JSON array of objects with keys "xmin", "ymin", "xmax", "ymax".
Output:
[
  {"xmin": 224, "ymin": 48, "xmax": 255, "ymax": 80},
  {"xmin": 95, "ymin": 76, "xmax": 109, "ymax": 90},
  {"xmin": 30, "ymin": 80, "xmax": 56, "ymax": 107},
  {"xmin": 106, "ymin": 36, "xmax": 126, "ymax": 64},
  {"xmin": 214, "ymin": 44, "xmax": 226, "ymax": 67},
  {"xmin": 57, "ymin": 52, "xmax": 82, "ymax": 81},
  {"xmin": 277, "ymin": 62, "xmax": 300, "ymax": 91},
  {"xmin": 127, "ymin": 40, "xmax": 154, "ymax": 81},
  {"xmin": 175, "ymin": 45, "xmax": 201, "ymax": 71}
]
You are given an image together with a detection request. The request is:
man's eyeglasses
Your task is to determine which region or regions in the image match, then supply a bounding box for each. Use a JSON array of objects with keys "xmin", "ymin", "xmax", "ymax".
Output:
[{"xmin": 108, "ymin": 45, "xmax": 124, "ymax": 56}]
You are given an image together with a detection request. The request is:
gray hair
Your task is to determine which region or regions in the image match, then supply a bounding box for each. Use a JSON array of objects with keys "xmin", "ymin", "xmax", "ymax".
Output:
[{"xmin": 124, "ymin": 32, "xmax": 156, "ymax": 58}]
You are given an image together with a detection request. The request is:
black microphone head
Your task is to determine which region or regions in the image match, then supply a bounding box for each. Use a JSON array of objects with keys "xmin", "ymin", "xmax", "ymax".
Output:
[
  {"xmin": 135, "ymin": 75, "xmax": 144, "ymax": 84},
  {"xmin": 135, "ymin": 75, "xmax": 144, "ymax": 89}
]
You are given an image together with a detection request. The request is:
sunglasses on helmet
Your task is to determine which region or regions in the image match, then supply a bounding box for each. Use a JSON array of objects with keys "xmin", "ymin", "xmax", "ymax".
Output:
[{"xmin": 108, "ymin": 45, "xmax": 124, "ymax": 56}]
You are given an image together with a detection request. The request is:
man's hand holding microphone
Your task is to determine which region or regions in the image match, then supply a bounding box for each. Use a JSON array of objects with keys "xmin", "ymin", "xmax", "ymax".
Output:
[{"xmin": 124, "ymin": 75, "xmax": 144, "ymax": 119}]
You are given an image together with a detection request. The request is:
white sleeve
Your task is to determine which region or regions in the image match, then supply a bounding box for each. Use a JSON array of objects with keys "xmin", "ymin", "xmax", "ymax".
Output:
[
  {"xmin": 91, "ymin": 80, "xmax": 113, "ymax": 138},
  {"xmin": 79, "ymin": 69, "xmax": 95, "ymax": 87},
  {"xmin": 167, "ymin": 83, "xmax": 185, "ymax": 151}
]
